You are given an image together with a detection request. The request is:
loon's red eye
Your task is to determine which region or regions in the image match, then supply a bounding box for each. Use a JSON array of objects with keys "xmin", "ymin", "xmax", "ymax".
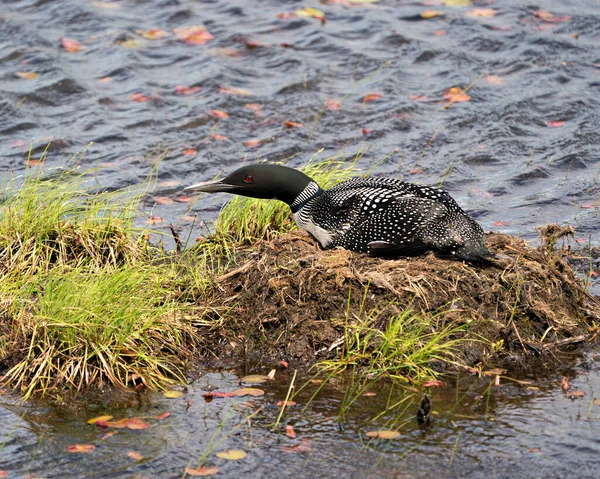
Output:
[{"xmin": 244, "ymin": 175, "xmax": 254, "ymax": 184}]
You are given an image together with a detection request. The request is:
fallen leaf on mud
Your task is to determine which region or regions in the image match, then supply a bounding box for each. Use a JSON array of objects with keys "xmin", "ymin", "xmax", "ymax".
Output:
[
  {"xmin": 545, "ymin": 121, "xmax": 565, "ymax": 128},
  {"xmin": 325, "ymin": 99, "xmax": 341, "ymax": 110},
  {"xmin": 281, "ymin": 438, "xmax": 312, "ymax": 453},
  {"xmin": 492, "ymin": 221, "xmax": 510, "ymax": 226},
  {"xmin": 286, "ymin": 425, "xmax": 296, "ymax": 438},
  {"xmin": 466, "ymin": 8, "xmax": 497, "ymax": 17},
  {"xmin": 561, "ymin": 376, "xmax": 570, "ymax": 392},
  {"xmin": 231, "ymin": 388, "xmax": 265, "ymax": 397},
  {"xmin": 164, "ymin": 390, "xmax": 185, "ymax": 398},
  {"xmin": 156, "ymin": 412, "xmax": 171, "ymax": 420},
  {"xmin": 185, "ymin": 466, "xmax": 220, "ymax": 476},
  {"xmin": 244, "ymin": 139, "xmax": 261, "ymax": 148},
  {"xmin": 216, "ymin": 449, "xmax": 247, "ymax": 460},
  {"xmin": 568, "ymin": 390, "xmax": 585, "ymax": 398},
  {"xmin": 209, "ymin": 110, "xmax": 229, "ymax": 120},
  {"xmin": 533, "ymin": 10, "xmax": 571, "ymax": 23},
  {"xmin": 366, "ymin": 430, "xmax": 401, "ymax": 439},
  {"xmin": 241, "ymin": 374, "xmax": 270, "ymax": 384},
  {"xmin": 296, "ymin": 7, "xmax": 326, "ymax": 23},
  {"xmin": 420, "ymin": 10, "xmax": 444, "ymax": 19},
  {"xmin": 16, "ymin": 71, "xmax": 40, "ymax": 80},
  {"xmin": 173, "ymin": 26, "xmax": 214, "ymax": 45},
  {"xmin": 483, "ymin": 368, "xmax": 507, "ymax": 376},
  {"xmin": 443, "ymin": 87, "xmax": 471, "ymax": 104},
  {"xmin": 182, "ymin": 149, "xmax": 198, "ymax": 156},
  {"xmin": 127, "ymin": 451, "xmax": 143, "ymax": 461},
  {"xmin": 363, "ymin": 93, "xmax": 382, "ymax": 102},
  {"xmin": 176, "ymin": 85, "xmax": 202, "ymax": 95},
  {"xmin": 422, "ymin": 380, "xmax": 447, "ymax": 388},
  {"xmin": 212, "ymin": 133, "xmax": 227, "ymax": 141},
  {"xmin": 484, "ymin": 75, "xmax": 506, "ymax": 86},
  {"xmin": 136, "ymin": 29, "xmax": 170, "ymax": 39},
  {"xmin": 276, "ymin": 401, "xmax": 296, "ymax": 407},
  {"xmin": 67, "ymin": 444, "xmax": 95, "ymax": 453},
  {"xmin": 284, "ymin": 121, "xmax": 304, "ymax": 128},
  {"xmin": 59, "ymin": 38, "xmax": 82, "ymax": 52},
  {"xmin": 220, "ymin": 87, "xmax": 251, "ymax": 96},
  {"xmin": 87, "ymin": 415, "xmax": 114, "ymax": 424}
]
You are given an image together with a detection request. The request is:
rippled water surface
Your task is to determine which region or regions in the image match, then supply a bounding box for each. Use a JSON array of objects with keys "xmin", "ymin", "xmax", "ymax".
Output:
[{"xmin": 2, "ymin": 0, "xmax": 600, "ymax": 476}]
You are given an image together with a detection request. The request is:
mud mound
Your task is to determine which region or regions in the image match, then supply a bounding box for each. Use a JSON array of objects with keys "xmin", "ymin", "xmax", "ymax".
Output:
[{"xmin": 200, "ymin": 230, "xmax": 599, "ymax": 370}]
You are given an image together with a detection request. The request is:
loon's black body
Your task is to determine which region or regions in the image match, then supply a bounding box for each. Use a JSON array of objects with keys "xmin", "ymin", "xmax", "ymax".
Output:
[{"xmin": 186, "ymin": 164, "xmax": 490, "ymax": 261}]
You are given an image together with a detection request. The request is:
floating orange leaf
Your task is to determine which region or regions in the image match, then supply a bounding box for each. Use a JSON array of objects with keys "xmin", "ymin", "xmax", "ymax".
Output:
[
  {"xmin": 67, "ymin": 444, "xmax": 95, "ymax": 453},
  {"xmin": 98, "ymin": 76, "xmax": 113, "ymax": 83},
  {"xmin": 130, "ymin": 93, "xmax": 151, "ymax": 102},
  {"xmin": 209, "ymin": 110, "xmax": 229, "ymax": 119},
  {"xmin": 363, "ymin": 93, "xmax": 382, "ymax": 102},
  {"xmin": 286, "ymin": 425, "xmax": 296, "ymax": 438},
  {"xmin": 432, "ymin": 29, "xmax": 447, "ymax": 36},
  {"xmin": 87, "ymin": 415, "xmax": 113, "ymax": 424},
  {"xmin": 204, "ymin": 391, "xmax": 235, "ymax": 399},
  {"xmin": 278, "ymin": 12, "xmax": 297, "ymax": 20},
  {"xmin": 212, "ymin": 134, "xmax": 227, "ymax": 141},
  {"xmin": 561, "ymin": 376, "xmax": 570, "ymax": 392},
  {"xmin": 231, "ymin": 388, "xmax": 265, "ymax": 397},
  {"xmin": 156, "ymin": 412, "xmax": 171, "ymax": 420},
  {"xmin": 136, "ymin": 29, "xmax": 170, "ymax": 39},
  {"xmin": 0, "ymin": 471, "xmax": 7, "ymax": 478},
  {"xmin": 568, "ymin": 390, "xmax": 586, "ymax": 398},
  {"xmin": 185, "ymin": 466, "xmax": 220, "ymax": 477},
  {"xmin": 152, "ymin": 196, "xmax": 176, "ymax": 205},
  {"xmin": 16, "ymin": 71, "xmax": 39, "ymax": 80},
  {"xmin": 325, "ymin": 99, "xmax": 341, "ymax": 110},
  {"xmin": 220, "ymin": 87, "xmax": 251, "ymax": 96},
  {"xmin": 276, "ymin": 401, "xmax": 296, "ymax": 407},
  {"xmin": 366, "ymin": 430, "xmax": 401, "ymax": 439},
  {"xmin": 103, "ymin": 418, "xmax": 150, "ymax": 430},
  {"xmin": 216, "ymin": 449, "xmax": 247, "ymax": 460},
  {"xmin": 484, "ymin": 75, "xmax": 506, "ymax": 86},
  {"xmin": 173, "ymin": 26, "xmax": 214, "ymax": 45},
  {"xmin": 245, "ymin": 103, "xmax": 263, "ymax": 112},
  {"xmin": 492, "ymin": 221, "xmax": 509, "ymax": 226},
  {"xmin": 533, "ymin": 10, "xmax": 571, "ymax": 23},
  {"xmin": 146, "ymin": 216, "xmax": 163, "ymax": 224},
  {"xmin": 176, "ymin": 85, "xmax": 201, "ymax": 95},
  {"xmin": 420, "ymin": 10, "xmax": 444, "ymax": 19},
  {"xmin": 284, "ymin": 121, "xmax": 303, "ymax": 128},
  {"xmin": 59, "ymin": 38, "xmax": 82, "ymax": 53},
  {"xmin": 443, "ymin": 86, "xmax": 471, "ymax": 104},
  {"xmin": 466, "ymin": 8, "xmax": 497, "ymax": 17},
  {"xmin": 545, "ymin": 120, "xmax": 565, "ymax": 128},
  {"xmin": 176, "ymin": 196, "xmax": 193, "ymax": 203},
  {"xmin": 241, "ymin": 374, "xmax": 270, "ymax": 384},
  {"xmin": 182, "ymin": 149, "xmax": 198, "ymax": 156},
  {"xmin": 127, "ymin": 451, "xmax": 143, "ymax": 461},
  {"xmin": 296, "ymin": 7, "xmax": 326, "ymax": 24},
  {"xmin": 244, "ymin": 139, "xmax": 261, "ymax": 148}
]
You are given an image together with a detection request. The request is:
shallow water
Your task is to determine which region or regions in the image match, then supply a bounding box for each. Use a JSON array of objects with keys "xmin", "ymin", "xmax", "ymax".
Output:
[
  {"xmin": 2, "ymin": 0, "xmax": 600, "ymax": 476},
  {"xmin": 2, "ymin": 355, "xmax": 600, "ymax": 478}
]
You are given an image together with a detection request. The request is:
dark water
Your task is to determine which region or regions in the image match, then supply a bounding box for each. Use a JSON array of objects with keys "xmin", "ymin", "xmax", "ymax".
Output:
[
  {"xmin": 2, "ymin": 356, "xmax": 600, "ymax": 479},
  {"xmin": 2, "ymin": 0, "xmax": 600, "ymax": 476}
]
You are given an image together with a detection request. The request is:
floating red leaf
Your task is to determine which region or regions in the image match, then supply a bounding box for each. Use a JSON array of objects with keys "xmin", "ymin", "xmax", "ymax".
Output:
[
  {"xmin": 173, "ymin": 26, "xmax": 214, "ymax": 45},
  {"xmin": 185, "ymin": 466, "xmax": 220, "ymax": 477},
  {"xmin": 286, "ymin": 425, "xmax": 296, "ymax": 438},
  {"xmin": 130, "ymin": 93, "xmax": 151, "ymax": 103},
  {"xmin": 244, "ymin": 139, "xmax": 261, "ymax": 148},
  {"xmin": 212, "ymin": 133, "xmax": 227, "ymax": 141},
  {"xmin": 176, "ymin": 85, "xmax": 201, "ymax": 95},
  {"xmin": 276, "ymin": 401, "xmax": 296, "ymax": 407},
  {"xmin": 363, "ymin": 93, "xmax": 383, "ymax": 103},
  {"xmin": 561, "ymin": 376, "xmax": 570, "ymax": 392},
  {"xmin": 182, "ymin": 149, "xmax": 198, "ymax": 156},
  {"xmin": 492, "ymin": 221, "xmax": 510, "ymax": 227},
  {"xmin": 281, "ymin": 438, "xmax": 311, "ymax": 453},
  {"xmin": 325, "ymin": 99, "xmax": 341, "ymax": 110},
  {"xmin": 284, "ymin": 121, "xmax": 303, "ymax": 128},
  {"xmin": 533, "ymin": 10, "xmax": 571, "ymax": 23},
  {"xmin": 545, "ymin": 121, "xmax": 565, "ymax": 128}
]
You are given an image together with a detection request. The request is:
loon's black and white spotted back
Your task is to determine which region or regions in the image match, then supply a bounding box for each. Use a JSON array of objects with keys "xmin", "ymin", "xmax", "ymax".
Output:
[{"xmin": 186, "ymin": 164, "xmax": 490, "ymax": 261}]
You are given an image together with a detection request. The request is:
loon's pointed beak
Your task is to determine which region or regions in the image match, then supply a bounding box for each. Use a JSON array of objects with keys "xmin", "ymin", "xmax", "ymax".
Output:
[{"xmin": 184, "ymin": 178, "xmax": 235, "ymax": 193}]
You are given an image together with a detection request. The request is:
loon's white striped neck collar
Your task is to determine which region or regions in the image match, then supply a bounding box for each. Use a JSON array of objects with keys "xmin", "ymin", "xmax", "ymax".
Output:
[{"xmin": 290, "ymin": 181, "xmax": 323, "ymax": 214}]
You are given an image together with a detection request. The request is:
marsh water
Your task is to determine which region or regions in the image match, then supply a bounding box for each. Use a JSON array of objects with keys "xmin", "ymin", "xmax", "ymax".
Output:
[{"xmin": 1, "ymin": 0, "xmax": 600, "ymax": 476}]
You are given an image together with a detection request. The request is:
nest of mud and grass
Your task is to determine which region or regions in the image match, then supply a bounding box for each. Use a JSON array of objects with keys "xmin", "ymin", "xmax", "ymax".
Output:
[{"xmin": 196, "ymin": 227, "xmax": 600, "ymax": 378}]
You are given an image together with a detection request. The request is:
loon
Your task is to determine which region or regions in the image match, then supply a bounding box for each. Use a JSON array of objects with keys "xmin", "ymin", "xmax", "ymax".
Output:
[{"xmin": 185, "ymin": 164, "xmax": 490, "ymax": 261}]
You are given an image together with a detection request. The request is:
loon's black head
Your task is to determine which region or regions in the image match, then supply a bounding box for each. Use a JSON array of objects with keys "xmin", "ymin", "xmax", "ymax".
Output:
[{"xmin": 185, "ymin": 164, "xmax": 317, "ymax": 206}]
